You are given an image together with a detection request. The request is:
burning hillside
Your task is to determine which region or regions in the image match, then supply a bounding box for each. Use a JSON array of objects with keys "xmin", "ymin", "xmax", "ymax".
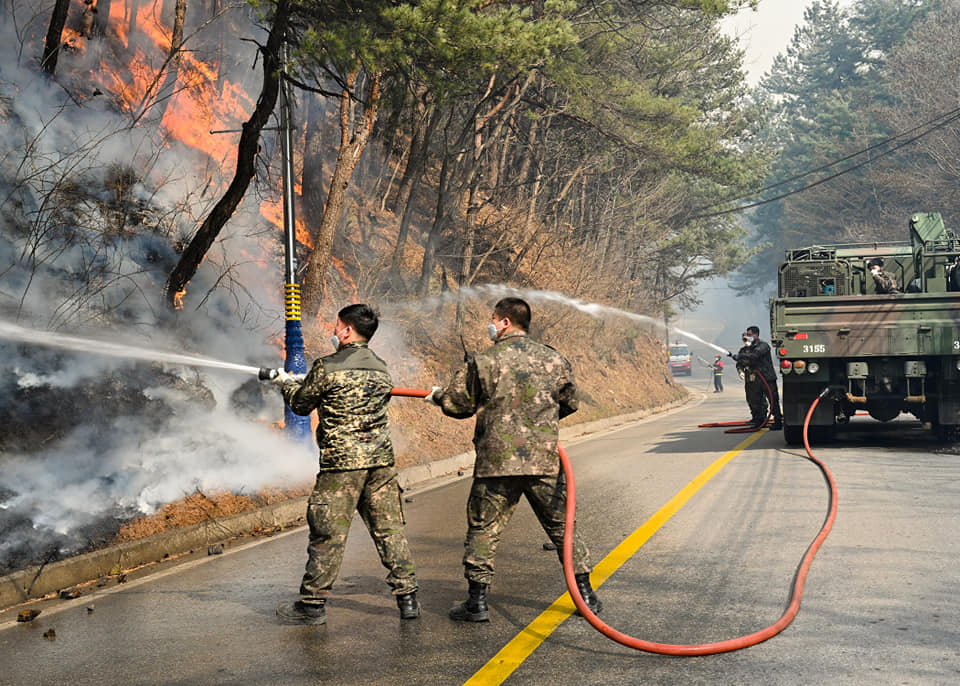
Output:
[
  {"xmin": 0, "ymin": 0, "xmax": 318, "ymax": 574},
  {"xmin": 0, "ymin": 0, "xmax": 693, "ymax": 579}
]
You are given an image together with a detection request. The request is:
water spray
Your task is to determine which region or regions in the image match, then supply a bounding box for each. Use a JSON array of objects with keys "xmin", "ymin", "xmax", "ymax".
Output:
[
  {"xmin": 399, "ymin": 285, "xmax": 731, "ymax": 355},
  {"xmin": 0, "ymin": 321, "xmax": 266, "ymax": 377}
]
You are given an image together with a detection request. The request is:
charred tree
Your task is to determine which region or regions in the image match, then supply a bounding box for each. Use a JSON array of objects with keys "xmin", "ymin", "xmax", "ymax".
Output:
[
  {"xmin": 41, "ymin": 0, "xmax": 71, "ymax": 75},
  {"xmin": 129, "ymin": 0, "xmax": 141, "ymax": 35},
  {"xmin": 93, "ymin": 0, "xmax": 112, "ymax": 39},
  {"xmin": 300, "ymin": 68, "xmax": 381, "ymax": 318},
  {"xmin": 164, "ymin": 0, "xmax": 290, "ymax": 309},
  {"xmin": 301, "ymin": 94, "xmax": 328, "ymax": 241},
  {"xmin": 150, "ymin": 0, "xmax": 187, "ymax": 124}
]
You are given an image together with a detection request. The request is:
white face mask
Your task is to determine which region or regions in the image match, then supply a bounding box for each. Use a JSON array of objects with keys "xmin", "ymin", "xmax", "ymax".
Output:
[
  {"xmin": 330, "ymin": 326, "xmax": 347, "ymax": 350},
  {"xmin": 487, "ymin": 323, "xmax": 500, "ymax": 341},
  {"xmin": 744, "ymin": 336, "xmax": 755, "ymax": 345},
  {"xmin": 871, "ymin": 267, "xmax": 881, "ymax": 276}
]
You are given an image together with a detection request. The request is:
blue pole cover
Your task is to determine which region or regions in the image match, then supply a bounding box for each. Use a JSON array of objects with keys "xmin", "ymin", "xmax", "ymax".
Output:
[{"xmin": 283, "ymin": 285, "xmax": 312, "ymax": 443}]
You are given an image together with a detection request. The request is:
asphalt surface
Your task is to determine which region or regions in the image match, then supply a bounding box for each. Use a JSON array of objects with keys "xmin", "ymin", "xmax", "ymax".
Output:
[{"xmin": 2, "ymin": 370, "xmax": 959, "ymax": 685}]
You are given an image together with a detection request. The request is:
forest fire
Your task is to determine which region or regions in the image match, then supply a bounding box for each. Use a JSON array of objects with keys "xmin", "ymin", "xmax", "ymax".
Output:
[
  {"xmin": 99, "ymin": 0, "xmax": 252, "ymax": 163},
  {"xmin": 260, "ymin": 196, "xmax": 312, "ymax": 249}
]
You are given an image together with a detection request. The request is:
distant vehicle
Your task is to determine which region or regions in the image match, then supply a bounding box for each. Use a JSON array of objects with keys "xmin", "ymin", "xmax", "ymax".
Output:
[
  {"xmin": 668, "ymin": 342, "xmax": 692, "ymax": 376},
  {"xmin": 771, "ymin": 212, "xmax": 960, "ymax": 444}
]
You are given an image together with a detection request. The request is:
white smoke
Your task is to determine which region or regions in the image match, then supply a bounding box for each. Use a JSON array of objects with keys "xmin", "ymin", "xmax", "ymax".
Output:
[{"xmin": 0, "ymin": 2, "xmax": 310, "ymax": 570}]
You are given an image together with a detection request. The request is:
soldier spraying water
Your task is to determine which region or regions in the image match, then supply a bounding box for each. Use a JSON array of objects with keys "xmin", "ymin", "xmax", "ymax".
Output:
[
  {"xmin": 423, "ymin": 297, "xmax": 602, "ymax": 621},
  {"xmin": 730, "ymin": 325, "xmax": 783, "ymax": 430},
  {"xmin": 271, "ymin": 304, "xmax": 420, "ymax": 624}
]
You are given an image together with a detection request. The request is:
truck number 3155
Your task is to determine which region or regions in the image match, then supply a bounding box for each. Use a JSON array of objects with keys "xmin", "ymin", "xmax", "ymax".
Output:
[{"xmin": 802, "ymin": 344, "xmax": 826, "ymax": 353}]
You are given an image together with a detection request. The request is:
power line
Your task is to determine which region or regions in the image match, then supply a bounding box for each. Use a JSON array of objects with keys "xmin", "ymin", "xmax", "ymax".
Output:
[{"xmin": 692, "ymin": 106, "xmax": 960, "ymax": 220}]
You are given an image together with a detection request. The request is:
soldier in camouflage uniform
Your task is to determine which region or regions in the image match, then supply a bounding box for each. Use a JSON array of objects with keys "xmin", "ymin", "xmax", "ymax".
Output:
[
  {"xmin": 732, "ymin": 325, "xmax": 782, "ymax": 430},
  {"xmin": 867, "ymin": 257, "xmax": 901, "ymax": 294},
  {"xmin": 273, "ymin": 304, "xmax": 419, "ymax": 625},
  {"xmin": 426, "ymin": 297, "xmax": 601, "ymax": 621}
]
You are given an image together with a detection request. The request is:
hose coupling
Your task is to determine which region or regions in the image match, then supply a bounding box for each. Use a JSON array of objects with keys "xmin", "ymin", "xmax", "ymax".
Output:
[{"xmin": 258, "ymin": 367, "xmax": 279, "ymax": 381}]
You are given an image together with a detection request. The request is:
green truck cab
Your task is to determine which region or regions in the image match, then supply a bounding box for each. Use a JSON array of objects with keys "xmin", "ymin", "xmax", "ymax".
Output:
[{"xmin": 771, "ymin": 212, "xmax": 960, "ymax": 444}]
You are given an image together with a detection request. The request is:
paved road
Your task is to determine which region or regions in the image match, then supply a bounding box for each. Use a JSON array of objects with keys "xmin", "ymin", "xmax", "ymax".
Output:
[{"xmin": 2, "ymin": 383, "xmax": 958, "ymax": 685}]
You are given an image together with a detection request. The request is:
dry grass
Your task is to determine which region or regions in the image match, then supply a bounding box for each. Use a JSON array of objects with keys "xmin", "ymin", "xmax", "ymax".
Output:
[{"xmin": 114, "ymin": 485, "xmax": 311, "ymax": 542}]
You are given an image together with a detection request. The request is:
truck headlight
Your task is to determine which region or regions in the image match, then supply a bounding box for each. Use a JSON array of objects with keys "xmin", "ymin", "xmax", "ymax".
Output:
[{"xmin": 807, "ymin": 362, "xmax": 820, "ymax": 374}]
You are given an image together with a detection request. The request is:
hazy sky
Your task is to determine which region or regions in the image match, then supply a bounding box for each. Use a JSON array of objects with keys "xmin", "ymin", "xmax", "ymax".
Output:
[
  {"xmin": 723, "ymin": 0, "xmax": 855, "ymax": 85},
  {"xmin": 672, "ymin": 2, "xmax": 861, "ymax": 346}
]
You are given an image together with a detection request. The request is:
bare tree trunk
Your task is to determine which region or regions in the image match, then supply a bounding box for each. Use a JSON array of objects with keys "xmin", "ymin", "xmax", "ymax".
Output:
[
  {"xmin": 455, "ymin": 112, "xmax": 485, "ymax": 330},
  {"xmin": 164, "ymin": 0, "xmax": 289, "ymax": 309},
  {"xmin": 129, "ymin": 0, "xmax": 142, "ymax": 37},
  {"xmin": 391, "ymin": 98, "xmax": 432, "ymax": 213},
  {"xmin": 150, "ymin": 0, "xmax": 187, "ymax": 123},
  {"xmin": 41, "ymin": 0, "xmax": 71, "ymax": 75},
  {"xmin": 300, "ymin": 69, "xmax": 381, "ymax": 318},
  {"xmin": 93, "ymin": 0, "xmax": 112, "ymax": 39},
  {"xmin": 301, "ymin": 94, "xmax": 328, "ymax": 243},
  {"xmin": 388, "ymin": 105, "xmax": 438, "ymax": 274},
  {"xmin": 418, "ymin": 154, "xmax": 451, "ymax": 297}
]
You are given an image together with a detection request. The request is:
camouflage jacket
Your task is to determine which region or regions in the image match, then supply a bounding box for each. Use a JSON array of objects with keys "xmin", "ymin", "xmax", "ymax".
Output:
[
  {"xmin": 736, "ymin": 338, "xmax": 777, "ymax": 382},
  {"xmin": 436, "ymin": 332, "xmax": 578, "ymax": 478},
  {"xmin": 281, "ymin": 342, "xmax": 394, "ymax": 472},
  {"xmin": 872, "ymin": 269, "xmax": 901, "ymax": 294}
]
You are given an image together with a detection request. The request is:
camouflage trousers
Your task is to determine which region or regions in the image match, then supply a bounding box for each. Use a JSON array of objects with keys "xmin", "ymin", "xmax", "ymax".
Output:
[
  {"xmin": 300, "ymin": 466, "xmax": 417, "ymax": 603},
  {"xmin": 745, "ymin": 375, "xmax": 782, "ymax": 423},
  {"xmin": 463, "ymin": 473, "xmax": 592, "ymax": 585}
]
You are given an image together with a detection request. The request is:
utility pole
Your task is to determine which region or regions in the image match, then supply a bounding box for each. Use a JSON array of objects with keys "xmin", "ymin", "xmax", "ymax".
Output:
[{"xmin": 279, "ymin": 43, "xmax": 310, "ymax": 442}]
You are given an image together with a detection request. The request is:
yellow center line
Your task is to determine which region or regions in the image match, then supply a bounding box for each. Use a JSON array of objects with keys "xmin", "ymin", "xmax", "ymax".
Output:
[{"xmin": 463, "ymin": 429, "xmax": 768, "ymax": 685}]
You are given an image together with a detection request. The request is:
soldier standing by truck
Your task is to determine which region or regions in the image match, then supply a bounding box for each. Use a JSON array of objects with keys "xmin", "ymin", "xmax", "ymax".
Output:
[{"xmin": 731, "ymin": 326, "xmax": 782, "ymax": 430}]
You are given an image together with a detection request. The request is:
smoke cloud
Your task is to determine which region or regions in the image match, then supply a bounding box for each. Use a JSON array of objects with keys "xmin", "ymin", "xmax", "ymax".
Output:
[{"xmin": 0, "ymin": 3, "xmax": 316, "ymax": 573}]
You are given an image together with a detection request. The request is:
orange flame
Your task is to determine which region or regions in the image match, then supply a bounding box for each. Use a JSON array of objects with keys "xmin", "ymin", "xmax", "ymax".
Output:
[{"xmin": 101, "ymin": 0, "xmax": 251, "ymax": 164}]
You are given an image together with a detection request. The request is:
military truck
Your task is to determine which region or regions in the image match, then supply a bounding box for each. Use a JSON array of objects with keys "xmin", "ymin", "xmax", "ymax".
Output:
[{"xmin": 770, "ymin": 212, "xmax": 960, "ymax": 444}]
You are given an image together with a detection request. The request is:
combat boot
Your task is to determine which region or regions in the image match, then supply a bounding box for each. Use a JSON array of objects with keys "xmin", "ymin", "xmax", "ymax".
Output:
[
  {"xmin": 397, "ymin": 592, "xmax": 421, "ymax": 620},
  {"xmin": 574, "ymin": 572, "xmax": 603, "ymax": 615},
  {"xmin": 449, "ymin": 580, "xmax": 489, "ymax": 622},
  {"xmin": 276, "ymin": 600, "xmax": 326, "ymax": 625}
]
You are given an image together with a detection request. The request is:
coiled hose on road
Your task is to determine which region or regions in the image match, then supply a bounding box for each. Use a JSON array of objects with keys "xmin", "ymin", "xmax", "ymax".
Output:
[
  {"xmin": 561, "ymin": 386, "xmax": 837, "ymax": 655},
  {"xmin": 391, "ymin": 386, "xmax": 838, "ymax": 656}
]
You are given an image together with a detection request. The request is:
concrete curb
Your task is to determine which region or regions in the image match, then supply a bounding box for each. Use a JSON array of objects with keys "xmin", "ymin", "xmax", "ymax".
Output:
[{"xmin": 1, "ymin": 392, "xmax": 694, "ymax": 610}]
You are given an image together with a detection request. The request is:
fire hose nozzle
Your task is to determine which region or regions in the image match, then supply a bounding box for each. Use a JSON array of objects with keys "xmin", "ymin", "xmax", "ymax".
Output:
[{"xmin": 258, "ymin": 367, "xmax": 279, "ymax": 381}]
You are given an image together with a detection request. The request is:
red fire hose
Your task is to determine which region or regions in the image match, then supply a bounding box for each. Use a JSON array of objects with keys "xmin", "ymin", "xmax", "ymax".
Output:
[
  {"xmin": 390, "ymin": 388, "xmax": 431, "ymax": 398},
  {"xmin": 562, "ymin": 387, "xmax": 837, "ymax": 654},
  {"xmin": 718, "ymin": 372, "xmax": 775, "ymax": 433},
  {"xmin": 392, "ymin": 385, "xmax": 838, "ymax": 655}
]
